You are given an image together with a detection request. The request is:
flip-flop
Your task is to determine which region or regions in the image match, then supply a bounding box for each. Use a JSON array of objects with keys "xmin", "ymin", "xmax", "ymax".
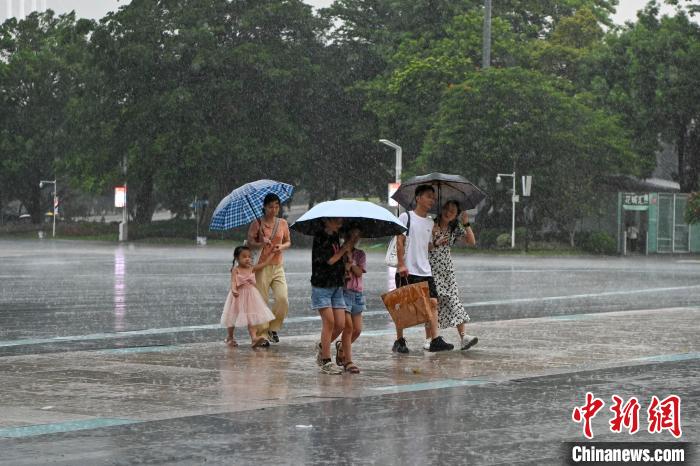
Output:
[{"xmin": 335, "ymin": 340, "xmax": 344, "ymax": 366}]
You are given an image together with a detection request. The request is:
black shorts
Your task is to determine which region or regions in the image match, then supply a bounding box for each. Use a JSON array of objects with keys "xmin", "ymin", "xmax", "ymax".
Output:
[{"xmin": 395, "ymin": 273, "xmax": 438, "ymax": 299}]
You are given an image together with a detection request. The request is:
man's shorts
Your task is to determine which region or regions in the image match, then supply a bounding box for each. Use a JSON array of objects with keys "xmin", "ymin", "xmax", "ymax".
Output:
[
  {"xmin": 311, "ymin": 286, "xmax": 347, "ymax": 310},
  {"xmin": 343, "ymin": 289, "xmax": 367, "ymax": 314},
  {"xmin": 394, "ymin": 273, "xmax": 438, "ymax": 299}
]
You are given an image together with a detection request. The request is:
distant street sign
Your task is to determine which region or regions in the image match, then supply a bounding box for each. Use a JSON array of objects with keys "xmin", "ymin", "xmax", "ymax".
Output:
[
  {"xmin": 522, "ymin": 176, "xmax": 532, "ymax": 197},
  {"xmin": 115, "ymin": 186, "xmax": 127, "ymax": 208}
]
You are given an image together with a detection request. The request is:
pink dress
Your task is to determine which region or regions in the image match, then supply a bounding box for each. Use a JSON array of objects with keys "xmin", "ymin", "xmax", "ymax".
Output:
[{"xmin": 220, "ymin": 268, "xmax": 275, "ymax": 327}]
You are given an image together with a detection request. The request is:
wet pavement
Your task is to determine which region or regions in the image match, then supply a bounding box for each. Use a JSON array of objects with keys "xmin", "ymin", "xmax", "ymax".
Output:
[{"xmin": 0, "ymin": 239, "xmax": 698, "ymax": 464}]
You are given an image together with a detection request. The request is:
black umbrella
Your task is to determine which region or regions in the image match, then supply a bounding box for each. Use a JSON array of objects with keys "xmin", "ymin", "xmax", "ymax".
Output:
[{"xmin": 391, "ymin": 173, "xmax": 488, "ymax": 214}]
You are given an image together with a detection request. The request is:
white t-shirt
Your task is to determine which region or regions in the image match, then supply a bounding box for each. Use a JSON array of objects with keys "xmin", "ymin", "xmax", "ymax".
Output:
[{"xmin": 398, "ymin": 211, "xmax": 434, "ymax": 277}]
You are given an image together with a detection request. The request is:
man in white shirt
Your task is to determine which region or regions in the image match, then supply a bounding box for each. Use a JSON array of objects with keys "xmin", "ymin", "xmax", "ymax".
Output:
[{"xmin": 393, "ymin": 185, "xmax": 454, "ymax": 353}]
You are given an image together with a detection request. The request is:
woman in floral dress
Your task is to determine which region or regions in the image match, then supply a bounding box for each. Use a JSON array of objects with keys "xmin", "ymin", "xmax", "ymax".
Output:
[{"xmin": 429, "ymin": 200, "xmax": 478, "ymax": 350}]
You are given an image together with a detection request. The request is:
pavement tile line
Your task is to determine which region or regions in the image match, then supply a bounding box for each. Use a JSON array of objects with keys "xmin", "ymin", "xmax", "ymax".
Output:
[
  {"xmin": 463, "ymin": 284, "xmax": 700, "ymax": 307},
  {"xmin": 0, "ymin": 418, "xmax": 139, "ymax": 439}
]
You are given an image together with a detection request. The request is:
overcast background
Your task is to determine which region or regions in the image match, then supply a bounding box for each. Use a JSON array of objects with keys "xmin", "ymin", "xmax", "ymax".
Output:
[{"xmin": 0, "ymin": 0, "xmax": 679, "ymax": 24}]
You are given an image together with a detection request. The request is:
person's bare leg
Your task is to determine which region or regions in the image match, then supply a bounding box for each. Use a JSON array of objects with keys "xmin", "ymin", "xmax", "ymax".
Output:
[
  {"xmin": 456, "ymin": 322, "xmax": 466, "ymax": 339},
  {"xmin": 428, "ymin": 298, "xmax": 439, "ymax": 339},
  {"xmin": 351, "ymin": 314, "xmax": 363, "ymax": 343},
  {"xmin": 331, "ymin": 308, "xmax": 345, "ymax": 341},
  {"xmin": 225, "ymin": 327, "xmax": 238, "ymax": 347},
  {"xmin": 318, "ymin": 307, "xmax": 334, "ymax": 359},
  {"xmin": 341, "ymin": 313, "xmax": 353, "ymax": 365},
  {"xmin": 248, "ymin": 325, "xmax": 264, "ymax": 347}
]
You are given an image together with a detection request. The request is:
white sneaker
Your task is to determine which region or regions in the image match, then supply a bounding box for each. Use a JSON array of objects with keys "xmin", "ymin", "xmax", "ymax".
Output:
[
  {"xmin": 461, "ymin": 335, "xmax": 479, "ymax": 350},
  {"xmin": 423, "ymin": 338, "xmax": 431, "ymax": 350},
  {"xmin": 320, "ymin": 361, "xmax": 343, "ymax": 375}
]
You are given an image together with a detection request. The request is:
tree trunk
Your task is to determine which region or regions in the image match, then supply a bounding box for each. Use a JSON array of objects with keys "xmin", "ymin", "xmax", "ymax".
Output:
[
  {"xmin": 28, "ymin": 189, "xmax": 42, "ymax": 224},
  {"xmin": 687, "ymin": 124, "xmax": 700, "ymax": 192},
  {"xmin": 133, "ymin": 172, "xmax": 156, "ymax": 224},
  {"xmin": 677, "ymin": 123, "xmax": 690, "ymax": 192}
]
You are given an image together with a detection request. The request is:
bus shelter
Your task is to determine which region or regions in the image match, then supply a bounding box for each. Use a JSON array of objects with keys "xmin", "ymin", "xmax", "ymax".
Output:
[{"xmin": 617, "ymin": 192, "xmax": 700, "ymax": 254}]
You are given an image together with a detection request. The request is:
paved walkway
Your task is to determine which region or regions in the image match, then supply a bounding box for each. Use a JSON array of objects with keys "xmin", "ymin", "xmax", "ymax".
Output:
[{"xmin": 1, "ymin": 306, "xmax": 697, "ymax": 464}]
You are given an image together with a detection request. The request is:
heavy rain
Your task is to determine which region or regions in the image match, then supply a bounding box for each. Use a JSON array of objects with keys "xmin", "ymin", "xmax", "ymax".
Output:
[{"xmin": 1, "ymin": 0, "xmax": 698, "ymax": 464}]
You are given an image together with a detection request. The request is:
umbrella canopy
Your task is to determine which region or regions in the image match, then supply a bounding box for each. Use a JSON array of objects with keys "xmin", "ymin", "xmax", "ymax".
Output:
[
  {"xmin": 391, "ymin": 172, "xmax": 487, "ymax": 214},
  {"xmin": 209, "ymin": 180, "xmax": 294, "ymax": 231},
  {"xmin": 290, "ymin": 200, "xmax": 407, "ymax": 238}
]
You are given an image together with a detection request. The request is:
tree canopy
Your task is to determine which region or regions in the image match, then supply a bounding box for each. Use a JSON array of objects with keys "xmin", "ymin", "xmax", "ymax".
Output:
[{"xmin": 1, "ymin": 0, "xmax": 697, "ymax": 237}]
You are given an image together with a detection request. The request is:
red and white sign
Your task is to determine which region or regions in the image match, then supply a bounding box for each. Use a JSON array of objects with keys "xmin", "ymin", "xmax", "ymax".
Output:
[
  {"xmin": 115, "ymin": 186, "xmax": 127, "ymax": 208},
  {"xmin": 388, "ymin": 182, "xmax": 401, "ymax": 207}
]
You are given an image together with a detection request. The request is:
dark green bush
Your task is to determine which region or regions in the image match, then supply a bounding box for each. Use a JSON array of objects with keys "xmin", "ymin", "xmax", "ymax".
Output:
[
  {"xmin": 477, "ymin": 228, "xmax": 501, "ymax": 248},
  {"xmin": 579, "ymin": 231, "xmax": 616, "ymax": 255}
]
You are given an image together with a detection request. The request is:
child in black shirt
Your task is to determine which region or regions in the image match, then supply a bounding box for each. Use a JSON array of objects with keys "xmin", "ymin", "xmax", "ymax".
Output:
[{"xmin": 311, "ymin": 217, "xmax": 353, "ymax": 375}]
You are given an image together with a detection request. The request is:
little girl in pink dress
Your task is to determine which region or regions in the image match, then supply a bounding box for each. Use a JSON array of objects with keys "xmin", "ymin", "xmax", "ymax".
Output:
[{"xmin": 221, "ymin": 246, "xmax": 275, "ymax": 347}]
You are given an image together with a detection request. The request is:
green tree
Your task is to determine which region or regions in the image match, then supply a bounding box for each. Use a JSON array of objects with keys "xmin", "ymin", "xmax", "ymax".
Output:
[
  {"xmin": 68, "ymin": 0, "xmax": 324, "ymax": 223},
  {"xmin": 420, "ymin": 67, "xmax": 636, "ymax": 243},
  {"xmin": 0, "ymin": 11, "xmax": 91, "ymax": 223},
  {"xmin": 591, "ymin": 3, "xmax": 700, "ymax": 191}
]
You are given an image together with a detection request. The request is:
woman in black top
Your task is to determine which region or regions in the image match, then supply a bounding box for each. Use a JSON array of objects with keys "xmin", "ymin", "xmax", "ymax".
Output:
[{"xmin": 311, "ymin": 217, "xmax": 353, "ymax": 375}]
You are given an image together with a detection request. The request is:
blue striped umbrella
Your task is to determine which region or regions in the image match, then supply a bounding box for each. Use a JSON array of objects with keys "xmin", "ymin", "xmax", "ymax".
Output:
[{"xmin": 209, "ymin": 180, "xmax": 294, "ymax": 231}]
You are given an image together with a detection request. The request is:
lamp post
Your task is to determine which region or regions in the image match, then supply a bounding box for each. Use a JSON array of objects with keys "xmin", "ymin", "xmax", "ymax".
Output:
[
  {"xmin": 120, "ymin": 154, "xmax": 128, "ymax": 242},
  {"xmin": 39, "ymin": 179, "xmax": 57, "ymax": 238},
  {"xmin": 379, "ymin": 139, "xmax": 402, "ymax": 183},
  {"xmin": 496, "ymin": 172, "xmax": 517, "ymax": 248},
  {"xmin": 483, "ymin": 0, "xmax": 492, "ymax": 69},
  {"xmin": 379, "ymin": 139, "xmax": 402, "ymax": 216}
]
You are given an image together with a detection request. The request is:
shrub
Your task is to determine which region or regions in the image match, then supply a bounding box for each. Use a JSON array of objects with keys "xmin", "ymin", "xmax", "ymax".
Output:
[
  {"xmin": 686, "ymin": 192, "xmax": 700, "ymax": 224},
  {"xmin": 580, "ymin": 231, "xmax": 616, "ymax": 255},
  {"xmin": 477, "ymin": 228, "xmax": 500, "ymax": 248},
  {"xmin": 496, "ymin": 233, "xmax": 511, "ymax": 248}
]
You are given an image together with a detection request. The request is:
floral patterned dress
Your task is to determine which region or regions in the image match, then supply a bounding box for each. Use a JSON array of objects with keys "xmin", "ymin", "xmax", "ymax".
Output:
[{"xmin": 429, "ymin": 223, "xmax": 470, "ymax": 329}]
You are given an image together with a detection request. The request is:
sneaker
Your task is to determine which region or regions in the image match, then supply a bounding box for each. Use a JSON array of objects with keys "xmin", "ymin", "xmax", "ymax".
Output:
[
  {"xmin": 268, "ymin": 331, "xmax": 279, "ymax": 343},
  {"xmin": 461, "ymin": 335, "xmax": 479, "ymax": 351},
  {"xmin": 392, "ymin": 337, "xmax": 409, "ymax": 354},
  {"xmin": 320, "ymin": 361, "xmax": 343, "ymax": 375},
  {"xmin": 428, "ymin": 336, "xmax": 454, "ymax": 352},
  {"xmin": 315, "ymin": 341, "xmax": 323, "ymax": 366},
  {"xmin": 422, "ymin": 338, "xmax": 431, "ymax": 350}
]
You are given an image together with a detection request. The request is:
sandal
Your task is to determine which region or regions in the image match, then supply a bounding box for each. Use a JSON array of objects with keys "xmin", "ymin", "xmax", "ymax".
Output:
[
  {"xmin": 224, "ymin": 337, "xmax": 238, "ymax": 348},
  {"xmin": 252, "ymin": 337, "xmax": 270, "ymax": 348},
  {"xmin": 343, "ymin": 361, "xmax": 360, "ymax": 374},
  {"xmin": 335, "ymin": 340, "xmax": 344, "ymax": 366}
]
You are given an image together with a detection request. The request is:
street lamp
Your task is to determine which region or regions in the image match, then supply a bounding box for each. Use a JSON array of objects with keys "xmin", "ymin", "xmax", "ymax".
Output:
[
  {"xmin": 496, "ymin": 172, "xmax": 517, "ymax": 248},
  {"xmin": 39, "ymin": 179, "xmax": 57, "ymax": 238},
  {"xmin": 496, "ymin": 173, "xmax": 533, "ymax": 249},
  {"xmin": 379, "ymin": 139, "xmax": 402, "ymax": 183}
]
